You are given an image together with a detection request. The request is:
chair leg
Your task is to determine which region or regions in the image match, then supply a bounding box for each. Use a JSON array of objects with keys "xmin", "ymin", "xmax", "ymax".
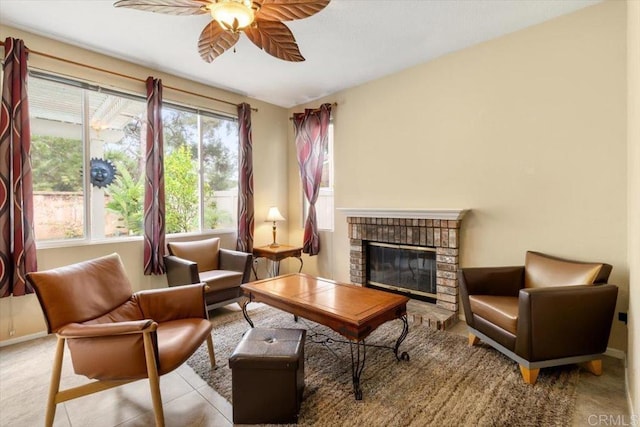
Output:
[
  {"xmin": 468, "ymin": 333, "xmax": 480, "ymax": 346},
  {"xmin": 581, "ymin": 359, "xmax": 602, "ymax": 376},
  {"xmin": 143, "ymin": 332, "xmax": 165, "ymax": 427},
  {"xmin": 206, "ymin": 334, "xmax": 216, "ymax": 368},
  {"xmin": 519, "ymin": 365, "xmax": 540, "ymax": 384},
  {"xmin": 45, "ymin": 336, "xmax": 66, "ymax": 427}
]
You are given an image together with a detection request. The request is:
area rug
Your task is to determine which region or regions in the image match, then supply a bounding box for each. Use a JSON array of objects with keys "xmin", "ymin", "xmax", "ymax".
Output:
[{"xmin": 187, "ymin": 305, "xmax": 578, "ymax": 426}]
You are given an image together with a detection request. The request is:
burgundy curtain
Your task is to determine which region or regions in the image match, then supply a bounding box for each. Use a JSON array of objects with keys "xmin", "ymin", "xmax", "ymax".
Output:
[
  {"xmin": 236, "ymin": 103, "xmax": 254, "ymax": 253},
  {"xmin": 293, "ymin": 103, "xmax": 331, "ymax": 256},
  {"xmin": 0, "ymin": 38, "xmax": 37, "ymax": 297},
  {"xmin": 143, "ymin": 77, "xmax": 166, "ymax": 275}
]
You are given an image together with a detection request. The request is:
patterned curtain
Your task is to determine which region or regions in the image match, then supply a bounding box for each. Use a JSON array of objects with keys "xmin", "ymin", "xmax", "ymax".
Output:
[
  {"xmin": 0, "ymin": 38, "xmax": 37, "ymax": 297},
  {"xmin": 236, "ymin": 103, "xmax": 254, "ymax": 253},
  {"xmin": 293, "ymin": 103, "xmax": 332, "ymax": 256},
  {"xmin": 143, "ymin": 77, "xmax": 166, "ymax": 275}
]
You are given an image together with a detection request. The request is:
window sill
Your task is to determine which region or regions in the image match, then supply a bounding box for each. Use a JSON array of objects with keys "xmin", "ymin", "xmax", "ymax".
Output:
[{"xmin": 36, "ymin": 228, "xmax": 237, "ymax": 250}]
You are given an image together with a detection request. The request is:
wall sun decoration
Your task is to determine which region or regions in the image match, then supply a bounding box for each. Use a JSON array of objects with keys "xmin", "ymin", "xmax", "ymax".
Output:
[
  {"xmin": 114, "ymin": 0, "xmax": 330, "ymax": 62},
  {"xmin": 90, "ymin": 158, "xmax": 117, "ymax": 189}
]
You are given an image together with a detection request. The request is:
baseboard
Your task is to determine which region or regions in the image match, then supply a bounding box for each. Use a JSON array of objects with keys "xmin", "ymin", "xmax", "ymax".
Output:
[
  {"xmin": 0, "ymin": 331, "xmax": 47, "ymax": 348},
  {"xmin": 605, "ymin": 347, "xmax": 626, "ymax": 360},
  {"xmin": 627, "ymin": 367, "xmax": 635, "ymax": 419}
]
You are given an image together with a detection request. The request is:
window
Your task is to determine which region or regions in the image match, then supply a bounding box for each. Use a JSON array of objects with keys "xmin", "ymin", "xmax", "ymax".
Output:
[
  {"xmin": 162, "ymin": 106, "xmax": 238, "ymax": 234},
  {"xmin": 303, "ymin": 122, "xmax": 334, "ymax": 230},
  {"xmin": 29, "ymin": 73, "xmax": 238, "ymax": 243}
]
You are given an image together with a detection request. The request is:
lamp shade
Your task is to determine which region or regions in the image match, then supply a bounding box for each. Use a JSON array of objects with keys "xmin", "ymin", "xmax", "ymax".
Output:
[
  {"xmin": 208, "ymin": 0, "xmax": 255, "ymax": 32},
  {"xmin": 266, "ymin": 207, "xmax": 285, "ymax": 222}
]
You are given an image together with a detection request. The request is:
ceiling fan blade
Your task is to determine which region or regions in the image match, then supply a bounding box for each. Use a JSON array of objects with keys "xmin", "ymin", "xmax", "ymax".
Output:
[
  {"xmin": 255, "ymin": 0, "xmax": 330, "ymax": 22},
  {"xmin": 113, "ymin": 0, "xmax": 209, "ymax": 15},
  {"xmin": 245, "ymin": 20, "xmax": 304, "ymax": 62},
  {"xmin": 198, "ymin": 21, "xmax": 240, "ymax": 62}
]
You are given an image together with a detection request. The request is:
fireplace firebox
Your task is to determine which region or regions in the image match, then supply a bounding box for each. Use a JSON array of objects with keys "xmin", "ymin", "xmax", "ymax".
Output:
[{"xmin": 367, "ymin": 242, "xmax": 437, "ymax": 303}]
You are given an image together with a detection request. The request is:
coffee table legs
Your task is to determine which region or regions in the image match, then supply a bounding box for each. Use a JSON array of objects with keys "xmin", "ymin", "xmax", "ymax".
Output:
[
  {"xmin": 241, "ymin": 299, "xmax": 254, "ymax": 328},
  {"xmin": 394, "ymin": 315, "xmax": 410, "ymax": 361},
  {"xmin": 349, "ymin": 339, "xmax": 367, "ymax": 400},
  {"xmin": 348, "ymin": 315, "xmax": 409, "ymax": 400}
]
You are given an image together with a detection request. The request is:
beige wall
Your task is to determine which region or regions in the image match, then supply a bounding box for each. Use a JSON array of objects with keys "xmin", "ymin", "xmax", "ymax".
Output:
[
  {"xmin": 627, "ymin": 0, "xmax": 640, "ymax": 417},
  {"xmin": 0, "ymin": 25, "xmax": 289, "ymax": 343},
  {"xmin": 289, "ymin": 1, "xmax": 628, "ymax": 351}
]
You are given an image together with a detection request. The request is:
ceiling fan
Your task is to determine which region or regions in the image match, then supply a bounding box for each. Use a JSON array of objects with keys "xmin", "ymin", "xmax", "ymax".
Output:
[{"xmin": 114, "ymin": 0, "xmax": 330, "ymax": 63}]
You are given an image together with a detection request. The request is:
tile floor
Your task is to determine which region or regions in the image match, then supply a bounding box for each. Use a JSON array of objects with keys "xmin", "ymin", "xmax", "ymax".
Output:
[{"xmin": 0, "ymin": 303, "xmax": 629, "ymax": 427}]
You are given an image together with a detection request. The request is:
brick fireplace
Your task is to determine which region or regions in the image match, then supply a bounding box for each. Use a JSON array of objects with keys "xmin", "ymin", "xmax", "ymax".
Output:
[{"xmin": 340, "ymin": 208, "xmax": 467, "ymax": 315}]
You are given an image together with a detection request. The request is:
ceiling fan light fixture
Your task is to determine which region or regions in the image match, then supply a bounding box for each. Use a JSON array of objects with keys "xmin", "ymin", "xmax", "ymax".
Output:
[{"xmin": 208, "ymin": 0, "xmax": 255, "ymax": 32}]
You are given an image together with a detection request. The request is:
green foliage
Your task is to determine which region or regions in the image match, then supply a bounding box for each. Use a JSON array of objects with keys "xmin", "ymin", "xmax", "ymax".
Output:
[
  {"xmin": 104, "ymin": 149, "xmax": 141, "ymax": 183},
  {"xmin": 165, "ymin": 144, "xmax": 199, "ymax": 233},
  {"xmin": 105, "ymin": 162, "xmax": 144, "ymax": 235},
  {"xmin": 31, "ymin": 135, "xmax": 83, "ymax": 191},
  {"xmin": 204, "ymin": 203, "xmax": 232, "ymax": 229},
  {"xmin": 203, "ymin": 180, "xmax": 232, "ymax": 229},
  {"xmin": 202, "ymin": 117, "xmax": 238, "ymax": 191}
]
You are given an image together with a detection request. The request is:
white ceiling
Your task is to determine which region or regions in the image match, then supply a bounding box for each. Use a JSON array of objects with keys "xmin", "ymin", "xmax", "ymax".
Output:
[{"xmin": 0, "ymin": 0, "xmax": 601, "ymax": 108}]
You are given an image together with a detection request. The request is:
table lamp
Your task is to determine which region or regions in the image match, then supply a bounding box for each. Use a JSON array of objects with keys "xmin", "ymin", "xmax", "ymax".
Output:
[{"xmin": 266, "ymin": 206, "xmax": 286, "ymax": 247}]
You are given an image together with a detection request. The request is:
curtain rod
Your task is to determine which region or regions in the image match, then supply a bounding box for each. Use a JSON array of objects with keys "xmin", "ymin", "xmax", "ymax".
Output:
[
  {"xmin": 0, "ymin": 40, "xmax": 258, "ymax": 112},
  {"xmin": 289, "ymin": 102, "xmax": 338, "ymax": 120}
]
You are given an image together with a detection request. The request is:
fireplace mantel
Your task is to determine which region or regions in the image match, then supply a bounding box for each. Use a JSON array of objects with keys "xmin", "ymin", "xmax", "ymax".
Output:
[{"xmin": 337, "ymin": 208, "xmax": 467, "ymax": 221}]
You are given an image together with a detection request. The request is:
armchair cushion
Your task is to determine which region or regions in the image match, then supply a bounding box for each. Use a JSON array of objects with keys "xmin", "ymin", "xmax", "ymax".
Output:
[
  {"xmin": 168, "ymin": 237, "xmax": 220, "ymax": 272},
  {"xmin": 156, "ymin": 318, "xmax": 213, "ymax": 375},
  {"xmin": 468, "ymin": 295, "xmax": 519, "ymax": 335},
  {"xmin": 84, "ymin": 299, "xmax": 144, "ymax": 324},
  {"xmin": 524, "ymin": 251, "xmax": 604, "ymax": 288},
  {"xmin": 31, "ymin": 254, "xmax": 134, "ymax": 333}
]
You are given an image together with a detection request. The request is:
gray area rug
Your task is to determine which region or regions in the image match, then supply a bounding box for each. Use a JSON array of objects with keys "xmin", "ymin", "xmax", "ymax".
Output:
[{"xmin": 187, "ymin": 304, "xmax": 578, "ymax": 426}]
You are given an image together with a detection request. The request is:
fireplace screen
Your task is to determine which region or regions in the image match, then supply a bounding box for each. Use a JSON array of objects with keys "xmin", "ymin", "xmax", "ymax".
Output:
[{"xmin": 367, "ymin": 242, "xmax": 436, "ymax": 300}]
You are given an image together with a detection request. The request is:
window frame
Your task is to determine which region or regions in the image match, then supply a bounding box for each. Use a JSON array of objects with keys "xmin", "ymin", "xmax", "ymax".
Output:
[{"xmin": 28, "ymin": 71, "xmax": 239, "ymax": 248}]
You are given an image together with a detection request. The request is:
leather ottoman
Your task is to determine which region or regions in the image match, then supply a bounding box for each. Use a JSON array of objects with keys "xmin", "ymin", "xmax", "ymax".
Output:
[{"xmin": 229, "ymin": 328, "xmax": 305, "ymax": 424}]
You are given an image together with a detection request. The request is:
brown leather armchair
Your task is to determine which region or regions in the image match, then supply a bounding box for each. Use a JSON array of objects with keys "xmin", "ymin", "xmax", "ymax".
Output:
[
  {"xmin": 165, "ymin": 237, "xmax": 253, "ymax": 311},
  {"xmin": 27, "ymin": 253, "xmax": 215, "ymax": 427},
  {"xmin": 459, "ymin": 251, "xmax": 618, "ymax": 384}
]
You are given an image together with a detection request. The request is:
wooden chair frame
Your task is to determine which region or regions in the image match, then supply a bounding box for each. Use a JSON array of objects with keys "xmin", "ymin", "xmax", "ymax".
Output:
[{"xmin": 44, "ymin": 326, "xmax": 215, "ymax": 427}]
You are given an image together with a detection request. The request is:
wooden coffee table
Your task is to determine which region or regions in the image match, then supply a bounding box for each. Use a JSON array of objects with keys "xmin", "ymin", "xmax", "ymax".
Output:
[{"xmin": 241, "ymin": 273, "xmax": 410, "ymax": 400}]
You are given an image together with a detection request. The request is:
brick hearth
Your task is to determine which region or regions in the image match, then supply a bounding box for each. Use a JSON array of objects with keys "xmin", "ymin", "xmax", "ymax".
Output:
[{"xmin": 340, "ymin": 209, "xmax": 467, "ymax": 316}]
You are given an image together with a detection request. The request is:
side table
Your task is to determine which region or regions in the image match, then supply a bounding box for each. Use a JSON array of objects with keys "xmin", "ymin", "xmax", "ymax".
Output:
[{"xmin": 252, "ymin": 244, "xmax": 303, "ymax": 279}]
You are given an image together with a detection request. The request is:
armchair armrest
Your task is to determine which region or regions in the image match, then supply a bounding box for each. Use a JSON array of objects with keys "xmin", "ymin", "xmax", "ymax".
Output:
[
  {"xmin": 58, "ymin": 320, "xmax": 155, "ymax": 338},
  {"xmin": 61, "ymin": 320, "xmax": 159, "ymax": 380},
  {"xmin": 164, "ymin": 255, "xmax": 200, "ymax": 286},
  {"xmin": 136, "ymin": 284, "xmax": 208, "ymax": 322},
  {"xmin": 219, "ymin": 248, "xmax": 253, "ymax": 283},
  {"xmin": 459, "ymin": 266, "xmax": 524, "ymax": 296},
  {"xmin": 515, "ymin": 284, "xmax": 618, "ymax": 362}
]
